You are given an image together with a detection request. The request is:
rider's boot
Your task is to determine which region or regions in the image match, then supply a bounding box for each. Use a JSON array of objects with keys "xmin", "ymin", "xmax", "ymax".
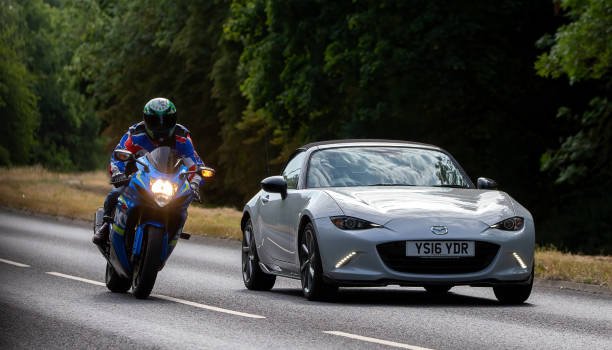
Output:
[{"xmin": 92, "ymin": 216, "xmax": 113, "ymax": 246}]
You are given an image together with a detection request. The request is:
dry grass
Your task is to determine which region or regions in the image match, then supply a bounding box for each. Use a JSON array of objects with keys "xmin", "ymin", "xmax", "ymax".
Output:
[
  {"xmin": 0, "ymin": 166, "xmax": 243, "ymax": 238},
  {"xmin": 2, "ymin": 166, "xmax": 611, "ymax": 288},
  {"xmin": 535, "ymin": 246, "xmax": 611, "ymax": 288},
  {"xmin": 184, "ymin": 207, "xmax": 242, "ymax": 240},
  {"xmin": 0, "ymin": 166, "xmax": 108, "ymax": 220}
]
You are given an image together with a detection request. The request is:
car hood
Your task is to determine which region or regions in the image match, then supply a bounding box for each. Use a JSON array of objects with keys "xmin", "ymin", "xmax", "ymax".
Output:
[{"xmin": 324, "ymin": 187, "xmax": 515, "ymax": 226}]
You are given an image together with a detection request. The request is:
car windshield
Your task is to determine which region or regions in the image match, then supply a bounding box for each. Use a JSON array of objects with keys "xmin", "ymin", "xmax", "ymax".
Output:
[
  {"xmin": 146, "ymin": 146, "xmax": 181, "ymax": 174},
  {"xmin": 306, "ymin": 146, "xmax": 470, "ymax": 188}
]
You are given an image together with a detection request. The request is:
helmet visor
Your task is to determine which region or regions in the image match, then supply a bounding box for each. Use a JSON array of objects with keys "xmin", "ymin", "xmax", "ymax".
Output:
[{"xmin": 144, "ymin": 113, "xmax": 177, "ymax": 131}]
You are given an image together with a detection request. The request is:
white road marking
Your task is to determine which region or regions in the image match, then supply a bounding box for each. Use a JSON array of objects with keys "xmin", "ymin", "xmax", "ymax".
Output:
[
  {"xmin": 324, "ymin": 331, "xmax": 434, "ymax": 350},
  {"xmin": 0, "ymin": 258, "xmax": 30, "ymax": 268},
  {"xmin": 46, "ymin": 271, "xmax": 266, "ymax": 319},
  {"xmin": 152, "ymin": 294, "xmax": 266, "ymax": 319},
  {"xmin": 46, "ymin": 272, "xmax": 106, "ymax": 286}
]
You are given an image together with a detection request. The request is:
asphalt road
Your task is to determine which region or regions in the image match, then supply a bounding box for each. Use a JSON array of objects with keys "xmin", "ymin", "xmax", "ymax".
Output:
[{"xmin": 1, "ymin": 210, "xmax": 610, "ymax": 349}]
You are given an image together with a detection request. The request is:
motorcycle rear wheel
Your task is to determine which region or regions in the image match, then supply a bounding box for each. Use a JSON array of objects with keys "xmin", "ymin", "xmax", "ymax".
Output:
[
  {"xmin": 132, "ymin": 226, "xmax": 163, "ymax": 299},
  {"xmin": 105, "ymin": 262, "xmax": 131, "ymax": 293}
]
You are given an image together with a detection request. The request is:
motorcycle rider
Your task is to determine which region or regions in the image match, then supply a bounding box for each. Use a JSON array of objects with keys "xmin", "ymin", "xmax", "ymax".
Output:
[{"xmin": 92, "ymin": 97, "xmax": 204, "ymax": 246}]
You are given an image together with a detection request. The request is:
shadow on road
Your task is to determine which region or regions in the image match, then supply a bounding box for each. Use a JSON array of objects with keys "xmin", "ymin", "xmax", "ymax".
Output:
[
  {"xmin": 266, "ymin": 288, "xmax": 534, "ymax": 308},
  {"xmin": 90, "ymin": 291, "xmax": 167, "ymax": 305}
]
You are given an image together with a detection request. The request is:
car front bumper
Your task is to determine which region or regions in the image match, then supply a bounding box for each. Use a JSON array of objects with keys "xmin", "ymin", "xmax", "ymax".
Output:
[{"xmin": 314, "ymin": 217, "xmax": 535, "ymax": 287}]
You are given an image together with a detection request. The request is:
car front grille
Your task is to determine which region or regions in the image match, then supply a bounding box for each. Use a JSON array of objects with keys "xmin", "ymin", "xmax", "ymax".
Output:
[{"xmin": 376, "ymin": 241, "xmax": 500, "ymax": 274}]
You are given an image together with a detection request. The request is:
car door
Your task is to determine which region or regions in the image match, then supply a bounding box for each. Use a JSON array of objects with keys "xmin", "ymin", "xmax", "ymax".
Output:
[{"xmin": 259, "ymin": 151, "xmax": 308, "ymax": 268}]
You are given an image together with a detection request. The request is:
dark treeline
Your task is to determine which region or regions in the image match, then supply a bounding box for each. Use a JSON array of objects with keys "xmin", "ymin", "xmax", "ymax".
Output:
[{"xmin": 1, "ymin": 0, "xmax": 610, "ymax": 253}]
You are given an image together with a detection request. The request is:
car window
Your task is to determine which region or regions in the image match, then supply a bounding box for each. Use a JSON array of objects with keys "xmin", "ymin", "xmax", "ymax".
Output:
[
  {"xmin": 282, "ymin": 151, "xmax": 306, "ymax": 189},
  {"xmin": 306, "ymin": 146, "xmax": 470, "ymax": 188}
]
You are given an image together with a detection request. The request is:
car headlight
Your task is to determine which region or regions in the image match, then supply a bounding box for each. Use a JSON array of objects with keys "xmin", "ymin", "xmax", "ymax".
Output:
[
  {"xmin": 490, "ymin": 216, "xmax": 524, "ymax": 231},
  {"xmin": 330, "ymin": 216, "xmax": 381, "ymax": 230},
  {"xmin": 150, "ymin": 179, "xmax": 176, "ymax": 207}
]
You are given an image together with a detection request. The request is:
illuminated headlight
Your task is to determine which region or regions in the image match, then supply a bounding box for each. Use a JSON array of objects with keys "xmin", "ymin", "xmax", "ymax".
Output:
[
  {"xmin": 151, "ymin": 179, "xmax": 176, "ymax": 207},
  {"xmin": 490, "ymin": 216, "xmax": 524, "ymax": 231},
  {"xmin": 330, "ymin": 216, "xmax": 381, "ymax": 230}
]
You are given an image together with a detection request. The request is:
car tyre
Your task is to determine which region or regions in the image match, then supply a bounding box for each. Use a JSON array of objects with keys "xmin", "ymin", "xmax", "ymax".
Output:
[
  {"xmin": 493, "ymin": 267, "xmax": 533, "ymax": 304},
  {"xmin": 299, "ymin": 222, "xmax": 338, "ymax": 301},
  {"xmin": 242, "ymin": 219, "xmax": 276, "ymax": 291},
  {"xmin": 424, "ymin": 285, "xmax": 452, "ymax": 295}
]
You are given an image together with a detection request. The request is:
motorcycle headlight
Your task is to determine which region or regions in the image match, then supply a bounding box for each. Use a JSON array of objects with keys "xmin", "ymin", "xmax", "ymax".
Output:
[
  {"xmin": 490, "ymin": 216, "xmax": 524, "ymax": 231},
  {"xmin": 151, "ymin": 179, "xmax": 176, "ymax": 207},
  {"xmin": 330, "ymin": 216, "xmax": 381, "ymax": 230}
]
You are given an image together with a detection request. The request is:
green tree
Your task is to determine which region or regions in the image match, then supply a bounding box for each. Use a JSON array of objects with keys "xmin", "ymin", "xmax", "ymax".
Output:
[
  {"xmin": 224, "ymin": 0, "xmax": 563, "ymax": 195},
  {"xmin": 536, "ymin": 0, "xmax": 611, "ymax": 185},
  {"xmin": 0, "ymin": 0, "xmax": 40, "ymax": 165},
  {"xmin": 0, "ymin": 0, "xmax": 104, "ymax": 170},
  {"xmin": 536, "ymin": 0, "xmax": 612, "ymax": 253}
]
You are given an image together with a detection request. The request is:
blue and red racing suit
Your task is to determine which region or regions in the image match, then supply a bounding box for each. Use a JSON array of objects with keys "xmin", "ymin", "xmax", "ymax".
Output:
[
  {"xmin": 102, "ymin": 122, "xmax": 204, "ymax": 218},
  {"xmin": 108, "ymin": 122, "xmax": 204, "ymax": 185}
]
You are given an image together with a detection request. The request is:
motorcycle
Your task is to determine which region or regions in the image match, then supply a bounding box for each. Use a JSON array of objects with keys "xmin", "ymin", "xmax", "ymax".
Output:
[{"xmin": 93, "ymin": 146, "xmax": 214, "ymax": 299}]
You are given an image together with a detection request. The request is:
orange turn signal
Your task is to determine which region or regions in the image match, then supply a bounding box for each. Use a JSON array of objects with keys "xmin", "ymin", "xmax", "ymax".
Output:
[{"xmin": 201, "ymin": 167, "xmax": 215, "ymax": 178}]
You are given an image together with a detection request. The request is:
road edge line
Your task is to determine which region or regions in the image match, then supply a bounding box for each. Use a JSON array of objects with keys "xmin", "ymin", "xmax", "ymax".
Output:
[
  {"xmin": 46, "ymin": 272, "xmax": 106, "ymax": 286},
  {"xmin": 323, "ymin": 331, "xmax": 434, "ymax": 350},
  {"xmin": 45, "ymin": 271, "xmax": 266, "ymax": 319},
  {"xmin": 152, "ymin": 294, "xmax": 266, "ymax": 319},
  {"xmin": 0, "ymin": 258, "xmax": 31, "ymax": 268}
]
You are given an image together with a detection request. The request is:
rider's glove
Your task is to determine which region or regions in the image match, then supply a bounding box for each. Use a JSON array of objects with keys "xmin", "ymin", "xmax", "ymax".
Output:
[
  {"xmin": 111, "ymin": 172, "xmax": 128, "ymax": 187},
  {"xmin": 190, "ymin": 182, "xmax": 201, "ymax": 203}
]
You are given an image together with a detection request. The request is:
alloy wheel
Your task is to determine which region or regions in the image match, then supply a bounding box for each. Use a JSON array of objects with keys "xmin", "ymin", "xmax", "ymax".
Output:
[
  {"xmin": 242, "ymin": 224, "xmax": 256, "ymax": 284},
  {"xmin": 241, "ymin": 219, "xmax": 276, "ymax": 290},
  {"xmin": 299, "ymin": 228, "xmax": 316, "ymax": 294}
]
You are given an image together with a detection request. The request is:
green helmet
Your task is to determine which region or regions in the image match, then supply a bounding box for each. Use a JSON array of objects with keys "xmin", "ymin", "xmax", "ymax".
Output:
[{"xmin": 143, "ymin": 97, "xmax": 177, "ymax": 141}]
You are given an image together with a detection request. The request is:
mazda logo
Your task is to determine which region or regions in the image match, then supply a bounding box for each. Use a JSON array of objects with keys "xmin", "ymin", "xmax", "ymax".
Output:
[{"xmin": 431, "ymin": 225, "xmax": 448, "ymax": 235}]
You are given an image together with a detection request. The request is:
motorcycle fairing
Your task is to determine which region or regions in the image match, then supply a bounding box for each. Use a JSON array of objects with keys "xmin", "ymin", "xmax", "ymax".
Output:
[{"xmin": 108, "ymin": 151, "xmax": 192, "ymax": 279}]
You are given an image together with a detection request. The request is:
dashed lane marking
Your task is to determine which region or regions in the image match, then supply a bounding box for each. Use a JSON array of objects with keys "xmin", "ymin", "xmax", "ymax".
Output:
[
  {"xmin": 0, "ymin": 258, "xmax": 30, "ymax": 268},
  {"xmin": 323, "ymin": 331, "xmax": 434, "ymax": 350},
  {"xmin": 152, "ymin": 294, "xmax": 266, "ymax": 319},
  {"xmin": 46, "ymin": 272, "xmax": 106, "ymax": 286},
  {"xmin": 46, "ymin": 271, "xmax": 266, "ymax": 319}
]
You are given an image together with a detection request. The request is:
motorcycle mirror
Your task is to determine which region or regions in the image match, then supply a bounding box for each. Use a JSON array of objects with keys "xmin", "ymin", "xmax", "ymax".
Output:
[
  {"xmin": 114, "ymin": 149, "xmax": 134, "ymax": 162},
  {"xmin": 201, "ymin": 167, "xmax": 215, "ymax": 178}
]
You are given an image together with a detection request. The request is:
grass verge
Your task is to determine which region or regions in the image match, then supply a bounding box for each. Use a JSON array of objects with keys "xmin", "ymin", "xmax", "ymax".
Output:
[
  {"xmin": 0, "ymin": 166, "xmax": 242, "ymax": 239},
  {"xmin": 535, "ymin": 247, "xmax": 611, "ymax": 288},
  {"xmin": 0, "ymin": 166, "xmax": 609, "ymax": 289}
]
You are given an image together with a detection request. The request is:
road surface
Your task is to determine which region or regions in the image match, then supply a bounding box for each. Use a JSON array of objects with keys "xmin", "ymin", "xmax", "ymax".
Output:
[{"xmin": 0, "ymin": 210, "xmax": 610, "ymax": 349}]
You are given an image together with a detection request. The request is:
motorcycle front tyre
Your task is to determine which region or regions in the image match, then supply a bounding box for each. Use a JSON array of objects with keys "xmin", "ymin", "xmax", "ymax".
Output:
[{"xmin": 132, "ymin": 226, "xmax": 163, "ymax": 299}]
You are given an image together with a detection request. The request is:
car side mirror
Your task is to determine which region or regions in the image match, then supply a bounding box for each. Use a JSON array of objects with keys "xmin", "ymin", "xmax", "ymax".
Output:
[
  {"xmin": 477, "ymin": 177, "xmax": 498, "ymax": 190},
  {"xmin": 261, "ymin": 176, "xmax": 288, "ymax": 200}
]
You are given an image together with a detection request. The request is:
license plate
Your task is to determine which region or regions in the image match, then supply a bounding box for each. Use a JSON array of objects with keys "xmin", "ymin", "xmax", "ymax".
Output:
[{"xmin": 406, "ymin": 241, "xmax": 475, "ymax": 257}]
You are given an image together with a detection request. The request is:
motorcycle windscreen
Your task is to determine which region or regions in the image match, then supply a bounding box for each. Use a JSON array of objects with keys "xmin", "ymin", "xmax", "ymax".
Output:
[{"xmin": 146, "ymin": 146, "xmax": 181, "ymax": 174}]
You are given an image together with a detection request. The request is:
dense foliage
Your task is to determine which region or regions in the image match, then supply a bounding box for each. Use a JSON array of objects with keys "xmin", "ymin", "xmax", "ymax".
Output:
[
  {"xmin": 0, "ymin": 0, "xmax": 102, "ymax": 169},
  {"xmin": 535, "ymin": 0, "xmax": 612, "ymax": 254},
  {"xmin": 0, "ymin": 0, "xmax": 609, "ymax": 253}
]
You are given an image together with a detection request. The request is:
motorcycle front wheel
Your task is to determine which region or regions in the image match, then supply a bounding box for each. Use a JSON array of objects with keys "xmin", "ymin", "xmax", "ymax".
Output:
[{"xmin": 132, "ymin": 226, "xmax": 163, "ymax": 299}]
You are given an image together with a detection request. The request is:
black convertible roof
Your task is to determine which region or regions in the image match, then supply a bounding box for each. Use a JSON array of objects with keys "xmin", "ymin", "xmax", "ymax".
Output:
[{"xmin": 298, "ymin": 139, "xmax": 441, "ymax": 151}]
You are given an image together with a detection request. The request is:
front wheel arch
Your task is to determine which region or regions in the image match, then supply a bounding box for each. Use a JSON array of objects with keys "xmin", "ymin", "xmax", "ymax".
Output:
[
  {"xmin": 241, "ymin": 212, "xmax": 251, "ymax": 232},
  {"xmin": 298, "ymin": 221, "xmax": 338, "ymax": 300},
  {"xmin": 297, "ymin": 215, "xmax": 333, "ymax": 274},
  {"xmin": 296, "ymin": 215, "xmax": 313, "ymax": 266},
  {"xmin": 297, "ymin": 215, "xmax": 312, "ymax": 248}
]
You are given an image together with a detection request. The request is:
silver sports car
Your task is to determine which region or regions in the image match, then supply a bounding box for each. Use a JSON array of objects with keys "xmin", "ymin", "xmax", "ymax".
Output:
[{"xmin": 241, "ymin": 140, "xmax": 534, "ymax": 304}]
